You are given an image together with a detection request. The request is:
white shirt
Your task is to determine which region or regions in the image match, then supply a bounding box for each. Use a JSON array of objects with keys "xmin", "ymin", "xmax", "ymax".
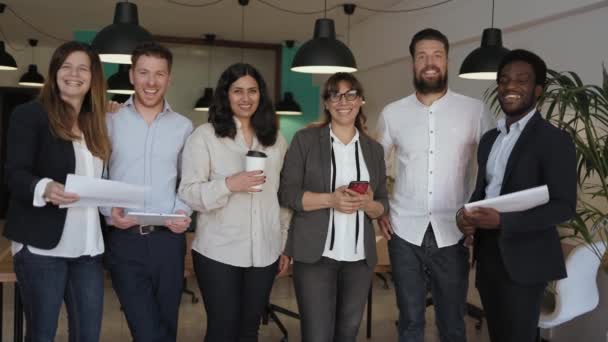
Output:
[
  {"xmin": 376, "ymin": 90, "xmax": 495, "ymax": 248},
  {"xmin": 12, "ymin": 138, "xmax": 105, "ymax": 257},
  {"xmin": 485, "ymin": 109, "xmax": 537, "ymax": 199},
  {"xmin": 322, "ymin": 128, "xmax": 370, "ymax": 261},
  {"xmin": 178, "ymin": 120, "xmax": 291, "ymax": 267}
]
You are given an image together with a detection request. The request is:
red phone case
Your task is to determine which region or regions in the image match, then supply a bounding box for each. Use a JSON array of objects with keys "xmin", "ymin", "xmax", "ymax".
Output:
[{"xmin": 349, "ymin": 181, "xmax": 369, "ymax": 194}]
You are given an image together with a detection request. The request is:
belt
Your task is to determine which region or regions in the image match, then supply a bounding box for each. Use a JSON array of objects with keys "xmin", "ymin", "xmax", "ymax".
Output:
[{"xmin": 114, "ymin": 225, "xmax": 168, "ymax": 235}]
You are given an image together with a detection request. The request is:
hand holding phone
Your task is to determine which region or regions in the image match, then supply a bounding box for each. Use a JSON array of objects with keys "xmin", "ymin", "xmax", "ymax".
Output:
[{"xmin": 348, "ymin": 181, "xmax": 369, "ymax": 195}]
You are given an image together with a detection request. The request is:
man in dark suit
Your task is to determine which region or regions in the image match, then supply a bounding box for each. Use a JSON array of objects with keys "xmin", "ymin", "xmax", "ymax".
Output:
[{"xmin": 457, "ymin": 49, "xmax": 577, "ymax": 342}]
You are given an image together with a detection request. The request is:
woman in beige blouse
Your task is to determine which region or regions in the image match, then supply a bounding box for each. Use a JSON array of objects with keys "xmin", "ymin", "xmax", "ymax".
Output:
[{"xmin": 179, "ymin": 63, "xmax": 290, "ymax": 342}]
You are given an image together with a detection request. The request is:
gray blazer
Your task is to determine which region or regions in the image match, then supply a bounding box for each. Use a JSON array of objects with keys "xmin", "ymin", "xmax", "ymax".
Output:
[{"xmin": 279, "ymin": 126, "xmax": 389, "ymax": 267}]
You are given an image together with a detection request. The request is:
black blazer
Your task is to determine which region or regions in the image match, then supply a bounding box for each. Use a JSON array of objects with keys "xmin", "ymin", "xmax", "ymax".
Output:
[
  {"xmin": 4, "ymin": 101, "xmax": 77, "ymax": 249},
  {"xmin": 470, "ymin": 112, "xmax": 576, "ymax": 284},
  {"xmin": 279, "ymin": 126, "xmax": 389, "ymax": 267}
]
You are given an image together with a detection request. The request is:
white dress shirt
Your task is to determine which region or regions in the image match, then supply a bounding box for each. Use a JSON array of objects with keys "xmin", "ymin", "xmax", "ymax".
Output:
[
  {"xmin": 376, "ymin": 89, "xmax": 495, "ymax": 248},
  {"xmin": 485, "ymin": 109, "xmax": 537, "ymax": 199},
  {"xmin": 12, "ymin": 138, "xmax": 105, "ymax": 257},
  {"xmin": 322, "ymin": 127, "xmax": 370, "ymax": 261},
  {"xmin": 178, "ymin": 120, "xmax": 290, "ymax": 267}
]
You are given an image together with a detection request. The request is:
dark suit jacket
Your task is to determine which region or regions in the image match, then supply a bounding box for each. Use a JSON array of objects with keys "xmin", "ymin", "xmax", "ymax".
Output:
[
  {"xmin": 279, "ymin": 126, "xmax": 389, "ymax": 267},
  {"xmin": 4, "ymin": 101, "xmax": 77, "ymax": 249},
  {"xmin": 470, "ymin": 112, "xmax": 576, "ymax": 284}
]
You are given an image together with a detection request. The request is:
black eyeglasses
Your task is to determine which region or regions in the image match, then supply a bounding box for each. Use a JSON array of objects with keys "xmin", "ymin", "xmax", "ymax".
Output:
[{"xmin": 327, "ymin": 89, "xmax": 360, "ymax": 103}]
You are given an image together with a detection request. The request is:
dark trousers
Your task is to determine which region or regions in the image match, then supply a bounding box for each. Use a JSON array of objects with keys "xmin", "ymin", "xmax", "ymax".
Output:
[
  {"xmin": 388, "ymin": 225, "xmax": 469, "ymax": 342},
  {"xmin": 193, "ymin": 251, "xmax": 278, "ymax": 342},
  {"xmin": 13, "ymin": 247, "xmax": 104, "ymax": 342},
  {"xmin": 293, "ymin": 257, "xmax": 373, "ymax": 342},
  {"xmin": 106, "ymin": 229, "xmax": 185, "ymax": 342},
  {"xmin": 476, "ymin": 232, "xmax": 546, "ymax": 342}
]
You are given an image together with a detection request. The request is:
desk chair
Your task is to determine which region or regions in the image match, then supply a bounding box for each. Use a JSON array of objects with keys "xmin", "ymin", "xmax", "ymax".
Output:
[
  {"xmin": 537, "ymin": 240, "xmax": 606, "ymax": 341},
  {"xmin": 261, "ymin": 265, "xmax": 299, "ymax": 342}
]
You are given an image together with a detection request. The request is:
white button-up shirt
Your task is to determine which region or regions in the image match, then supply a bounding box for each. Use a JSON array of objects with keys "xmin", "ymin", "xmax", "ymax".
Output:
[
  {"xmin": 322, "ymin": 128, "xmax": 370, "ymax": 261},
  {"xmin": 376, "ymin": 89, "xmax": 495, "ymax": 248},
  {"xmin": 178, "ymin": 120, "xmax": 290, "ymax": 267},
  {"xmin": 485, "ymin": 109, "xmax": 536, "ymax": 199}
]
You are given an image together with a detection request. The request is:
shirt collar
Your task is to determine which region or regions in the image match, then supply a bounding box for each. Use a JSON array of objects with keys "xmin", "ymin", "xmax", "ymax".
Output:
[
  {"xmin": 413, "ymin": 88, "xmax": 452, "ymax": 109},
  {"xmin": 329, "ymin": 124, "xmax": 360, "ymax": 146},
  {"xmin": 497, "ymin": 108, "xmax": 536, "ymax": 134},
  {"xmin": 125, "ymin": 95, "xmax": 173, "ymax": 115}
]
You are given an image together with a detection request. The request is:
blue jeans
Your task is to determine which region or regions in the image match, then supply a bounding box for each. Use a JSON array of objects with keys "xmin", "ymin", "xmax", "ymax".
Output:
[
  {"xmin": 13, "ymin": 246, "xmax": 104, "ymax": 342},
  {"xmin": 388, "ymin": 226, "xmax": 469, "ymax": 342}
]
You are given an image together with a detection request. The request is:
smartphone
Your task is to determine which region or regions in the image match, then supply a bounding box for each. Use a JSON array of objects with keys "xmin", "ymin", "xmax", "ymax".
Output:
[{"xmin": 348, "ymin": 181, "xmax": 369, "ymax": 194}]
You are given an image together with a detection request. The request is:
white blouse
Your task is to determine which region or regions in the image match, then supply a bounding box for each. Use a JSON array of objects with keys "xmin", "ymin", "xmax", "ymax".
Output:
[
  {"xmin": 322, "ymin": 127, "xmax": 370, "ymax": 262},
  {"xmin": 12, "ymin": 138, "xmax": 105, "ymax": 257}
]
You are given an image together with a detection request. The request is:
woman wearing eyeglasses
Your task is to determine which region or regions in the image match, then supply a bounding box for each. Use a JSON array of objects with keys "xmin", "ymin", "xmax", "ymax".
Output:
[{"xmin": 279, "ymin": 72, "xmax": 389, "ymax": 342}]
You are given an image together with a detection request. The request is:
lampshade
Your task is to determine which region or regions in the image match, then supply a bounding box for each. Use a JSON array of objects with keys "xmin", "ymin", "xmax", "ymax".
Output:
[
  {"xmin": 276, "ymin": 92, "xmax": 302, "ymax": 115},
  {"xmin": 91, "ymin": 2, "xmax": 153, "ymax": 64},
  {"xmin": 459, "ymin": 28, "xmax": 509, "ymax": 80},
  {"xmin": 18, "ymin": 64, "xmax": 44, "ymax": 87},
  {"xmin": 291, "ymin": 18, "xmax": 357, "ymax": 74},
  {"xmin": 0, "ymin": 41, "xmax": 17, "ymax": 71},
  {"xmin": 107, "ymin": 64, "xmax": 134, "ymax": 94},
  {"xmin": 112, "ymin": 93, "xmax": 131, "ymax": 103},
  {"xmin": 194, "ymin": 88, "xmax": 213, "ymax": 112}
]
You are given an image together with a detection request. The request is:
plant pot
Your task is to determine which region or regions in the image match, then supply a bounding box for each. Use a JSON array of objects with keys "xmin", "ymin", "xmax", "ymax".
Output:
[{"xmin": 602, "ymin": 251, "xmax": 608, "ymax": 274}]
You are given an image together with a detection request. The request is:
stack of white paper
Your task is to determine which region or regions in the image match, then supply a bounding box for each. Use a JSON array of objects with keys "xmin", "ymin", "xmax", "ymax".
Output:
[
  {"xmin": 464, "ymin": 185, "xmax": 549, "ymax": 212},
  {"xmin": 60, "ymin": 174, "xmax": 147, "ymax": 209}
]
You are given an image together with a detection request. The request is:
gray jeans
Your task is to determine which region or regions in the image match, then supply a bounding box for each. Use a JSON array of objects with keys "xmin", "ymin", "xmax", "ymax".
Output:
[
  {"xmin": 293, "ymin": 257, "xmax": 373, "ymax": 342},
  {"xmin": 388, "ymin": 225, "xmax": 469, "ymax": 342}
]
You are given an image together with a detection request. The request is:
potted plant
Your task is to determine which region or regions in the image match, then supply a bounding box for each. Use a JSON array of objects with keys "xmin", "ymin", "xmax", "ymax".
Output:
[{"xmin": 485, "ymin": 65, "xmax": 608, "ymax": 272}]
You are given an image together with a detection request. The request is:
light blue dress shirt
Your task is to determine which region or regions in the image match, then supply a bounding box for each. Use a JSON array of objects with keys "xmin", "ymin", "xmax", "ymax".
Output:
[
  {"xmin": 102, "ymin": 96, "xmax": 193, "ymax": 222},
  {"xmin": 484, "ymin": 109, "xmax": 537, "ymax": 199}
]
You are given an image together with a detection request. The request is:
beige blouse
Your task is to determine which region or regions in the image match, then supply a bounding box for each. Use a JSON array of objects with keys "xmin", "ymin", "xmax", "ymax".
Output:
[{"xmin": 178, "ymin": 120, "xmax": 290, "ymax": 267}]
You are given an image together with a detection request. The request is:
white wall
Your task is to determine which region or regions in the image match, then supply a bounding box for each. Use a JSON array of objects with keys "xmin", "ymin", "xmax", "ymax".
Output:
[{"xmin": 349, "ymin": 0, "xmax": 608, "ymax": 340}]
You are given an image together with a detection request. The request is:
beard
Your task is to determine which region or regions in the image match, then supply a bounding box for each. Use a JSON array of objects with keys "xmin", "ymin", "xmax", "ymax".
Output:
[{"xmin": 413, "ymin": 66, "xmax": 448, "ymax": 94}]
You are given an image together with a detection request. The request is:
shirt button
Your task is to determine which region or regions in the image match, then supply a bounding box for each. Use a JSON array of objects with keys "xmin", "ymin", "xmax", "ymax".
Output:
[
  {"xmin": 430, "ymin": 171, "xmax": 433, "ymax": 174},
  {"xmin": 430, "ymin": 150, "xmax": 433, "ymax": 154},
  {"xmin": 429, "ymin": 192, "xmax": 432, "ymax": 195},
  {"xmin": 429, "ymin": 212, "xmax": 432, "ymax": 215},
  {"xmin": 430, "ymin": 130, "xmax": 434, "ymax": 134}
]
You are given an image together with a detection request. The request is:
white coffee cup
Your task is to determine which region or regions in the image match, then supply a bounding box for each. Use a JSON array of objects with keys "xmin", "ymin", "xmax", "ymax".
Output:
[{"xmin": 245, "ymin": 150, "xmax": 267, "ymax": 192}]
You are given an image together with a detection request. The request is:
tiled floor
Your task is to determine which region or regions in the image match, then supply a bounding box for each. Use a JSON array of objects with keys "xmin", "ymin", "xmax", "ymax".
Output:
[{"xmin": 1, "ymin": 271, "xmax": 492, "ymax": 341}]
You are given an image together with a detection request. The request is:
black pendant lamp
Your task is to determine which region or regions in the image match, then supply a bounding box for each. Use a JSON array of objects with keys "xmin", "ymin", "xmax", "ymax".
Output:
[
  {"xmin": 459, "ymin": 0, "xmax": 509, "ymax": 80},
  {"xmin": 92, "ymin": 1, "xmax": 153, "ymax": 64},
  {"xmin": 277, "ymin": 41, "xmax": 302, "ymax": 115},
  {"xmin": 0, "ymin": 41, "xmax": 17, "ymax": 71},
  {"xmin": 0, "ymin": 4, "xmax": 17, "ymax": 71},
  {"xmin": 112, "ymin": 93, "xmax": 131, "ymax": 103},
  {"xmin": 107, "ymin": 64, "xmax": 134, "ymax": 94},
  {"xmin": 276, "ymin": 92, "xmax": 302, "ymax": 115},
  {"xmin": 194, "ymin": 34, "xmax": 216, "ymax": 112},
  {"xmin": 194, "ymin": 87, "xmax": 214, "ymax": 112},
  {"xmin": 19, "ymin": 39, "xmax": 44, "ymax": 87},
  {"xmin": 291, "ymin": 0, "xmax": 357, "ymax": 74}
]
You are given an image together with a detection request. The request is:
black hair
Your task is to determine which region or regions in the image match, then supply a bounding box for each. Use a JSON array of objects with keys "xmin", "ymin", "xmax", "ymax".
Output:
[
  {"xmin": 497, "ymin": 49, "xmax": 547, "ymax": 87},
  {"xmin": 208, "ymin": 63, "xmax": 278, "ymax": 147},
  {"xmin": 409, "ymin": 28, "xmax": 449, "ymax": 57}
]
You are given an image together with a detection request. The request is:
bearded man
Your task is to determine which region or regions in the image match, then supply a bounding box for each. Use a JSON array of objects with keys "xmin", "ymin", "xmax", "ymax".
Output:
[{"xmin": 376, "ymin": 28, "xmax": 495, "ymax": 342}]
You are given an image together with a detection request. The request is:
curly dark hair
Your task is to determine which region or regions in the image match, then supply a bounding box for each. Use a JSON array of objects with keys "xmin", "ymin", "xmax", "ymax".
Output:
[{"xmin": 208, "ymin": 63, "xmax": 278, "ymax": 147}]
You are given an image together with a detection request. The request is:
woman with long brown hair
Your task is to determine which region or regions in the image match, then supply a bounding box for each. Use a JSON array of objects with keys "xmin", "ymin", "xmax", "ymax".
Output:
[
  {"xmin": 279, "ymin": 72, "xmax": 389, "ymax": 341},
  {"xmin": 4, "ymin": 41, "xmax": 110, "ymax": 342}
]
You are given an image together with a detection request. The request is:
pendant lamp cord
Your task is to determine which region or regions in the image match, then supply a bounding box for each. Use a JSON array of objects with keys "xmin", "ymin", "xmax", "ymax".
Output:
[
  {"xmin": 347, "ymin": 13, "xmax": 351, "ymax": 46},
  {"xmin": 240, "ymin": 4, "xmax": 245, "ymax": 62},
  {"xmin": 324, "ymin": 0, "xmax": 327, "ymax": 18},
  {"xmin": 491, "ymin": 0, "xmax": 495, "ymax": 28}
]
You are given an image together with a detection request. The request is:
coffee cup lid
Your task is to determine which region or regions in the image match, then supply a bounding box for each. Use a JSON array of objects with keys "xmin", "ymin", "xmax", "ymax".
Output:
[{"xmin": 246, "ymin": 150, "xmax": 267, "ymax": 158}]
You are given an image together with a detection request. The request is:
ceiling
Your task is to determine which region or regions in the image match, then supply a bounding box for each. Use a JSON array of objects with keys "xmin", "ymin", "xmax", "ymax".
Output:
[{"xmin": 1, "ymin": 0, "xmax": 408, "ymax": 48}]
